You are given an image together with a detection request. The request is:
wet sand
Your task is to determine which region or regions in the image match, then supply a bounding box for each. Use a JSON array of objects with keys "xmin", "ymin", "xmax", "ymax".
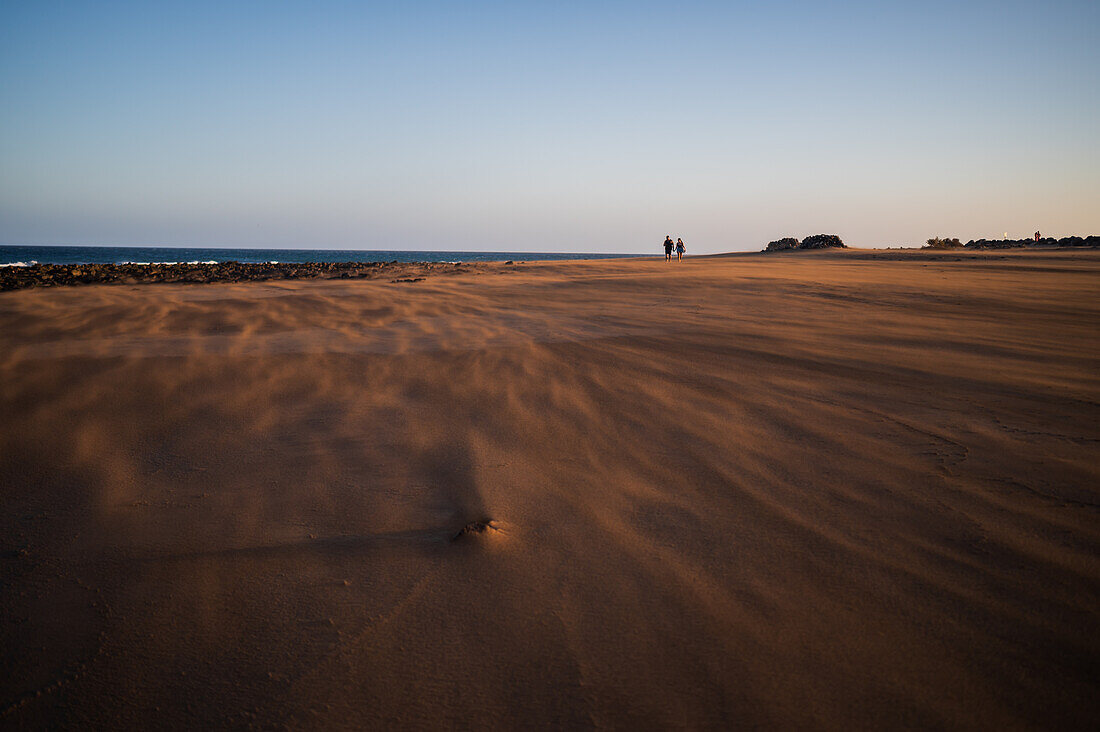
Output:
[{"xmin": 2, "ymin": 249, "xmax": 1098, "ymax": 728}]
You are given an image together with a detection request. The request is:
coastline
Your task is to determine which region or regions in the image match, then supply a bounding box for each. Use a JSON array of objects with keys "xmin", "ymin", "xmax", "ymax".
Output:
[
  {"xmin": 3, "ymin": 246, "xmax": 1099, "ymax": 291},
  {"xmin": 0, "ymin": 259, "xmax": 485, "ymax": 291}
]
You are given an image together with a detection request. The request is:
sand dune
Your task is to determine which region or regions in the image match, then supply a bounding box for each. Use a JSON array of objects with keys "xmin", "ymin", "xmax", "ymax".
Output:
[{"xmin": 2, "ymin": 249, "xmax": 1098, "ymax": 728}]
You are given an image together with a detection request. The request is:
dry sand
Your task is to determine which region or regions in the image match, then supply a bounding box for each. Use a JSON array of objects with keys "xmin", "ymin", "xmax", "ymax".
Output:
[{"xmin": 2, "ymin": 249, "xmax": 1098, "ymax": 729}]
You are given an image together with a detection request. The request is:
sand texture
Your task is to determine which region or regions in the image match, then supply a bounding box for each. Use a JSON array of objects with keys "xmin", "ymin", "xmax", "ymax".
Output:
[{"xmin": 2, "ymin": 249, "xmax": 1098, "ymax": 729}]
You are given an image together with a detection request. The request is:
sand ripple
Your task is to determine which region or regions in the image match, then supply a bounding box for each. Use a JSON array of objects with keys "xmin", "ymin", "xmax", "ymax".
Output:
[{"xmin": 2, "ymin": 251, "xmax": 1098, "ymax": 728}]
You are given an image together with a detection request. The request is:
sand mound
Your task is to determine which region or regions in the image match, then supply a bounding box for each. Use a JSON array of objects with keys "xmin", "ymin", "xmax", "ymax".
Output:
[
  {"xmin": 451, "ymin": 519, "xmax": 503, "ymax": 542},
  {"xmin": 2, "ymin": 249, "xmax": 1098, "ymax": 728}
]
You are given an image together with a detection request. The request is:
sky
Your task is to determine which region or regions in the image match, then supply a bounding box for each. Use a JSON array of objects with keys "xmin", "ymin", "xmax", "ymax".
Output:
[{"xmin": 1, "ymin": 1, "xmax": 1097, "ymax": 253}]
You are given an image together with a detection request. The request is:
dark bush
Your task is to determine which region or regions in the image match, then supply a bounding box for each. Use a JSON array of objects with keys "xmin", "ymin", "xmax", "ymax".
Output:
[
  {"xmin": 926, "ymin": 237, "xmax": 963, "ymax": 249},
  {"xmin": 765, "ymin": 237, "xmax": 800, "ymax": 252},
  {"xmin": 799, "ymin": 234, "xmax": 846, "ymax": 249}
]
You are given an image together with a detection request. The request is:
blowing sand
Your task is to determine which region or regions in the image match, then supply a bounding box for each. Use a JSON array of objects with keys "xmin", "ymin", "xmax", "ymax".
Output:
[{"xmin": 2, "ymin": 249, "xmax": 1098, "ymax": 728}]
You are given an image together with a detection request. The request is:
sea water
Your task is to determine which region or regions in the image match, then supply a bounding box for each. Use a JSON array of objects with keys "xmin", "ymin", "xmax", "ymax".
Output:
[{"xmin": 0, "ymin": 245, "xmax": 644, "ymax": 267}]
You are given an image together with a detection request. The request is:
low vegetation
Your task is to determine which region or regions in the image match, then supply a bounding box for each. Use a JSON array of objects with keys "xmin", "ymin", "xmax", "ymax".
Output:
[
  {"xmin": 764, "ymin": 237, "xmax": 800, "ymax": 252},
  {"xmin": 964, "ymin": 235, "xmax": 1100, "ymax": 249},
  {"xmin": 764, "ymin": 234, "xmax": 846, "ymax": 252}
]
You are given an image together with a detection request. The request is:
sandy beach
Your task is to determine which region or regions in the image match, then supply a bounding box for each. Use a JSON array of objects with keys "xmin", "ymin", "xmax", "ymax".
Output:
[{"xmin": 1, "ymin": 248, "xmax": 1098, "ymax": 729}]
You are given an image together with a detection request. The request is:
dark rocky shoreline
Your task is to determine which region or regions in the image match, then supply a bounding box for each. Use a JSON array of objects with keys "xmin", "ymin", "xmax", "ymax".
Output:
[
  {"xmin": 962, "ymin": 235, "xmax": 1100, "ymax": 249},
  {"xmin": 0, "ymin": 259, "xmax": 482, "ymax": 292}
]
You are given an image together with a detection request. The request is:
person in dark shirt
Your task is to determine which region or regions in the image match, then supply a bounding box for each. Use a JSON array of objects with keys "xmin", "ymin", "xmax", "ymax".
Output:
[{"xmin": 663, "ymin": 236, "xmax": 674, "ymax": 261}]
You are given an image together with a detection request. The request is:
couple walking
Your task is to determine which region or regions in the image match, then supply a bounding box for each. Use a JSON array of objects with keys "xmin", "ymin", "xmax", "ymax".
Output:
[{"xmin": 663, "ymin": 235, "xmax": 686, "ymax": 261}]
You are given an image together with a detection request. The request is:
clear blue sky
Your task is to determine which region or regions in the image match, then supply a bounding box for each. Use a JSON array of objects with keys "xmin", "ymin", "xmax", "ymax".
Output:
[{"xmin": 1, "ymin": 0, "xmax": 1097, "ymax": 252}]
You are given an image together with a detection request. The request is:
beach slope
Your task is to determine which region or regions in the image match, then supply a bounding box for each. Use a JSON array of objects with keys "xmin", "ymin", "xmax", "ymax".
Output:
[{"xmin": 2, "ymin": 249, "xmax": 1098, "ymax": 728}]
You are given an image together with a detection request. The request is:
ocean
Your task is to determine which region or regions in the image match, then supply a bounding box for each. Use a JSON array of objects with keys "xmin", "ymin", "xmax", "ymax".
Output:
[{"xmin": 0, "ymin": 245, "xmax": 644, "ymax": 267}]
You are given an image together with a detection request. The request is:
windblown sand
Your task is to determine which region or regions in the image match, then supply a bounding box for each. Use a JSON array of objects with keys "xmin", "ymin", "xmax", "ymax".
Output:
[{"xmin": 2, "ymin": 249, "xmax": 1098, "ymax": 728}]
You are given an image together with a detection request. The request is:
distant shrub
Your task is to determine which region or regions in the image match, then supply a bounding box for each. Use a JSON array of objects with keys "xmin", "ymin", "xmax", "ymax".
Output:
[
  {"xmin": 799, "ymin": 234, "xmax": 846, "ymax": 249},
  {"xmin": 762, "ymin": 234, "xmax": 846, "ymax": 252},
  {"xmin": 960, "ymin": 235, "xmax": 1099, "ymax": 249},
  {"xmin": 926, "ymin": 237, "xmax": 963, "ymax": 249},
  {"xmin": 764, "ymin": 237, "xmax": 800, "ymax": 252}
]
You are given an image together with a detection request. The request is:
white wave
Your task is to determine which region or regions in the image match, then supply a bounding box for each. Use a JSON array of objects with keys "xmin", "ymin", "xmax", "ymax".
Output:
[{"xmin": 0, "ymin": 260, "xmax": 37, "ymax": 267}]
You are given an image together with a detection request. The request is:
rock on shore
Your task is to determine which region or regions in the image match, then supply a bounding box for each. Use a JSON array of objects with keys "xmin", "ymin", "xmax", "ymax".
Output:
[{"xmin": 0, "ymin": 260, "xmax": 474, "ymax": 291}]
